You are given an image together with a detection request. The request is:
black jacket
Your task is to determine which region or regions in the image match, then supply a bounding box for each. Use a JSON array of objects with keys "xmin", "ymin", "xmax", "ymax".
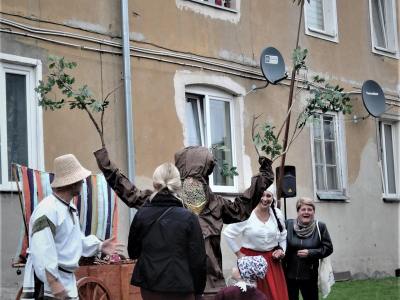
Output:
[
  {"xmin": 128, "ymin": 191, "xmax": 206, "ymax": 295},
  {"xmin": 284, "ymin": 219, "xmax": 333, "ymax": 280}
]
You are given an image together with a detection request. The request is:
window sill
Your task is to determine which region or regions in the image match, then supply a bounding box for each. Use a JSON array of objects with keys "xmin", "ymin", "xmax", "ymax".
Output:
[
  {"xmin": 383, "ymin": 196, "xmax": 400, "ymax": 203},
  {"xmin": 0, "ymin": 184, "xmax": 18, "ymax": 192},
  {"xmin": 185, "ymin": 0, "xmax": 238, "ymax": 13},
  {"xmin": 316, "ymin": 192, "xmax": 348, "ymax": 202},
  {"xmin": 306, "ymin": 27, "xmax": 339, "ymax": 43},
  {"xmin": 372, "ymin": 46, "xmax": 399, "ymax": 59},
  {"xmin": 217, "ymin": 192, "xmax": 242, "ymax": 198}
]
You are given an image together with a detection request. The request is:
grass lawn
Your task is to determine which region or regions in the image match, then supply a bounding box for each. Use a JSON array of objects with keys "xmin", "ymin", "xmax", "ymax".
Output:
[{"xmin": 321, "ymin": 277, "xmax": 400, "ymax": 300}]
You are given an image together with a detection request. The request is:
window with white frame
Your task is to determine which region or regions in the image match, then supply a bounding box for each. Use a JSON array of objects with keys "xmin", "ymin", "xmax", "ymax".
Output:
[
  {"xmin": 379, "ymin": 121, "xmax": 399, "ymax": 198},
  {"xmin": 369, "ymin": 0, "xmax": 399, "ymax": 57},
  {"xmin": 311, "ymin": 113, "xmax": 346, "ymax": 199},
  {"xmin": 185, "ymin": 86, "xmax": 237, "ymax": 192},
  {"xmin": 304, "ymin": 0, "xmax": 338, "ymax": 42},
  {"xmin": 0, "ymin": 54, "xmax": 43, "ymax": 190}
]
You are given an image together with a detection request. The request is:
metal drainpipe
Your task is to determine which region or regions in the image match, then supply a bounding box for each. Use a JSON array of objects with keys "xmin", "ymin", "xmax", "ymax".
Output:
[
  {"xmin": 121, "ymin": 0, "xmax": 136, "ymax": 220},
  {"xmin": 121, "ymin": 0, "xmax": 135, "ymax": 182}
]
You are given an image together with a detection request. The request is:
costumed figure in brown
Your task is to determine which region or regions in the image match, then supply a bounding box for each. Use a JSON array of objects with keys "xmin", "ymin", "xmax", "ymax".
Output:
[{"xmin": 94, "ymin": 146, "xmax": 273, "ymax": 294}]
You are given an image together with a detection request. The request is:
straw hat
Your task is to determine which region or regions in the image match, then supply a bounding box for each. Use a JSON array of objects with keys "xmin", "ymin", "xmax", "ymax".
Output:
[{"xmin": 51, "ymin": 154, "xmax": 91, "ymax": 188}]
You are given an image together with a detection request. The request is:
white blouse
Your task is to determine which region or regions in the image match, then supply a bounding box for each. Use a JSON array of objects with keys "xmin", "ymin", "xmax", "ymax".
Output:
[{"xmin": 223, "ymin": 208, "xmax": 287, "ymax": 253}]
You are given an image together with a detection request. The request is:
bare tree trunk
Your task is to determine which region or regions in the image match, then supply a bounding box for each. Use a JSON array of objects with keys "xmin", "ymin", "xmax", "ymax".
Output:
[{"xmin": 276, "ymin": 0, "xmax": 305, "ymax": 208}]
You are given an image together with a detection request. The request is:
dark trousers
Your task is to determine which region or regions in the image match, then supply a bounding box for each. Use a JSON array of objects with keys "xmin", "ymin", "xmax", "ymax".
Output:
[{"xmin": 286, "ymin": 278, "xmax": 319, "ymax": 300}]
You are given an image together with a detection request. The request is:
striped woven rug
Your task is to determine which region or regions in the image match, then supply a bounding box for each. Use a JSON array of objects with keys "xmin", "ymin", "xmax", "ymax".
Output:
[{"xmin": 14, "ymin": 164, "xmax": 119, "ymax": 262}]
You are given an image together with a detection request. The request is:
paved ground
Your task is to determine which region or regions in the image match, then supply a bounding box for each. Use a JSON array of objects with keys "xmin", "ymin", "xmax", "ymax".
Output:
[{"xmin": 1, "ymin": 286, "xmax": 20, "ymax": 300}]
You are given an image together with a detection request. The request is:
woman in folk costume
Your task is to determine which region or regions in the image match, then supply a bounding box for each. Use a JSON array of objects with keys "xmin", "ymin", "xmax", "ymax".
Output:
[
  {"xmin": 215, "ymin": 256, "xmax": 268, "ymax": 300},
  {"xmin": 21, "ymin": 154, "xmax": 121, "ymax": 300},
  {"xmin": 223, "ymin": 185, "xmax": 289, "ymax": 300},
  {"xmin": 94, "ymin": 146, "xmax": 274, "ymax": 293}
]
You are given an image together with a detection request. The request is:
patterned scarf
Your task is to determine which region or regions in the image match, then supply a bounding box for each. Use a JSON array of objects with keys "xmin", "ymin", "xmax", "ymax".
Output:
[{"xmin": 294, "ymin": 218, "xmax": 316, "ymax": 238}]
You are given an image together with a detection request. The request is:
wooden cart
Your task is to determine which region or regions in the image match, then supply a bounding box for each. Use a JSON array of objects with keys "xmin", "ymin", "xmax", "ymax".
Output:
[
  {"xmin": 14, "ymin": 261, "xmax": 142, "ymax": 300},
  {"xmin": 76, "ymin": 262, "xmax": 142, "ymax": 300}
]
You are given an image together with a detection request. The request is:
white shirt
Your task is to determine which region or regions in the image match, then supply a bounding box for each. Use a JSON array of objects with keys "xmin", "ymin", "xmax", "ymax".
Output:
[
  {"xmin": 223, "ymin": 208, "xmax": 287, "ymax": 253},
  {"xmin": 22, "ymin": 194, "xmax": 101, "ymax": 299}
]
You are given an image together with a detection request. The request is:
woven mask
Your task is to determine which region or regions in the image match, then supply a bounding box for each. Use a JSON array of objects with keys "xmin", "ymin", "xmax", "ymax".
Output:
[{"xmin": 179, "ymin": 177, "xmax": 207, "ymax": 215}]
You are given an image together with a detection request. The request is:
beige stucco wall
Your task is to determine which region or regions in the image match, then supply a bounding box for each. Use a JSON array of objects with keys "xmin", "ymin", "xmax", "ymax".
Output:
[{"xmin": 1, "ymin": 0, "xmax": 399, "ymax": 298}]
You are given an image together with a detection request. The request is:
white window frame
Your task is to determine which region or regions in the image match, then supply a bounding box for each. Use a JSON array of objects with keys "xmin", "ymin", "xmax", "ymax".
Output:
[
  {"xmin": 310, "ymin": 112, "xmax": 348, "ymax": 200},
  {"xmin": 185, "ymin": 86, "xmax": 238, "ymax": 193},
  {"xmin": 0, "ymin": 53, "xmax": 44, "ymax": 191},
  {"xmin": 379, "ymin": 120, "xmax": 400, "ymax": 200},
  {"xmin": 184, "ymin": 0, "xmax": 239, "ymax": 13},
  {"xmin": 304, "ymin": 0, "xmax": 339, "ymax": 43},
  {"xmin": 368, "ymin": 0, "xmax": 399, "ymax": 58}
]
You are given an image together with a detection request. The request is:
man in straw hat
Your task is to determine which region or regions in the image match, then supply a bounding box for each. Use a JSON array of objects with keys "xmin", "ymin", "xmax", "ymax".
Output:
[{"xmin": 21, "ymin": 154, "xmax": 122, "ymax": 300}]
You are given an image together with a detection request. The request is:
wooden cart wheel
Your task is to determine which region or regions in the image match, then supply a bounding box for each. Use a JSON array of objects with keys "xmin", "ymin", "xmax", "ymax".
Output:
[
  {"xmin": 15, "ymin": 287, "xmax": 22, "ymax": 300},
  {"xmin": 77, "ymin": 276, "xmax": 112, "ymax": 300}
]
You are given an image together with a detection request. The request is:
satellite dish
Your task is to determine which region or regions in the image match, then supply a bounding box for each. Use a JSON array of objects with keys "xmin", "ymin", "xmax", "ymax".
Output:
[
  {"xmin": 361, "ymin": 80, "xmax": 386, "ymax": 117},
  {"xmin": 260, "ymin": 47, "xmax": 287, "ymax": 84}
]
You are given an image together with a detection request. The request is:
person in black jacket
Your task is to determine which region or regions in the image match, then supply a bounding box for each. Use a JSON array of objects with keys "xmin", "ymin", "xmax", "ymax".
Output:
[
  {"xmin": 284, "ymin": 197, "xmax": 333, "ymax": 300},
  {"xmin": 128, "ymin": 163, "xmax": 206, "ymax": 300}
]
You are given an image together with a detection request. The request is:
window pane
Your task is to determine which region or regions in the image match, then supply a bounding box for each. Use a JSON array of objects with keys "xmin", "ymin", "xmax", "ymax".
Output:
[
  {"xmin": 326, "ymin": 166, "xmax": 338, "ymax": 190},
  {"xmin": 315, "ymin": 165, "xmax": 324, "ymax": 190},
  {"xmin": 371, "ymin": 0, "xmax": 387, "ymax": 48},
  {"xmin": 185, "ymin": 97, "xmax": 202, "ymax": 146},
  {"xmin": 6, "ymin": 73, "xmax": 28, "ymax": 181},
  {"xmin": 209, "ymin": 99, "xmax": 233, "ymax": 186},
  {"xmin": 308, "ymin": 0, "xmax": 325, "ymax": 31},
  {"xmin": 384, "ymin": 124, "xmax": 396, "ymax": 194},
  {"xmin": 323, "ymin": 116, "xmax": 335, "ymax": 140},
  {"xmin": 324, "ymin": 141, "xmax": 337, "ymax": 165},
  {"xmin": 313, "ymin": 116, "xmax": 321, "ymax": 138},
  {"xmin": 314, "ymin": 140, "xmax": 323, "ymax": 164}
]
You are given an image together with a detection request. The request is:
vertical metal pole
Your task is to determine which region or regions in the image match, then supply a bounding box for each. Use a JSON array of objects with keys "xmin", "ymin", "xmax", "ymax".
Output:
[
  {"xmin": 121, "ymin": 0, "xmax": 136, "ymax": 221},
  {"xmin": 121, "ymin": 0, "xmax": 135, "ymax": 182}
]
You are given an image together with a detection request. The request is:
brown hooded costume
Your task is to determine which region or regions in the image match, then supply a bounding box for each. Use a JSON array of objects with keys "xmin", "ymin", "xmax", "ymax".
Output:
[{"xmin": 94, "ymin": 146, "xmax": 274, "ymax": 293}]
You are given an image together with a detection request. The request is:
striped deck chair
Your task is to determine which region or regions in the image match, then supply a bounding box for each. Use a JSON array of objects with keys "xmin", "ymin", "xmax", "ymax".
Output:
[{"xmin": 12, "ymin": 164, "xmax": 119, "ymax": 264}]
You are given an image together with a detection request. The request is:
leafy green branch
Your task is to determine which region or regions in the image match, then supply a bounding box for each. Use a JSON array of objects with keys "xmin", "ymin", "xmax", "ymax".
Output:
[
  {"xmin": 252, "ymin": 114, "xmax": 282, "ymax": 161},
  {"xmin": 35, "ymin": 56, "xmax": 120, "ymax": 147},
  {"xmin": 210, "ymin": 145, "xmax": 238, "ymax": 179},
  {"xmin": 292, "ymin": 47, "xmax": 308, "ymax": 71}
]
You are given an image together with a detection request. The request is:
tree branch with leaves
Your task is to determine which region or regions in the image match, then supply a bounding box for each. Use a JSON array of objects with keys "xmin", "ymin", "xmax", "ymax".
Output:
[{"xmin": 35, "ymin": 56, "xmax": 121, "ymax": 147}]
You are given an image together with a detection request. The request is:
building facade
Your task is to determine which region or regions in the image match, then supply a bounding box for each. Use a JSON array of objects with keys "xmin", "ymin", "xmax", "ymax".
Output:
[{"xmin": 1, "ymin": 0, "xmax": 399, "ymax": 298}]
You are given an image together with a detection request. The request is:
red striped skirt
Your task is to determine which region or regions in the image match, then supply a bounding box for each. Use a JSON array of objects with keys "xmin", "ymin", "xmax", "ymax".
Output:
[{"xmin": 241, "ymin": 247, "xmax": 289, "ymax": 300}]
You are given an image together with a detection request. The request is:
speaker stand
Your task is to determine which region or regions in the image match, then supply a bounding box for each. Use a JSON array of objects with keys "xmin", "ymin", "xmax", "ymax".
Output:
[{"xmin": 284, "ymin": 197, "xmax": 287, "ymax": 220}]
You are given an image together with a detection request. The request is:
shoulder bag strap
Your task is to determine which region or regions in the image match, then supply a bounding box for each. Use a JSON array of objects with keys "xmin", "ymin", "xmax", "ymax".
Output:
[
  {"xmin": 316, "ymin": 220, "xmax": 321, "ymax": 241},
  {"xmin": 143, "ymin": 207, "xmax": 174, "ymax": 237}
]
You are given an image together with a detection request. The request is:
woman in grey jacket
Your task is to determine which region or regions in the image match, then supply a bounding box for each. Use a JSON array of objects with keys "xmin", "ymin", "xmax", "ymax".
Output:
[{"xmin": 284, "ymin": 197, "xmax": 333, "ymax": 300}]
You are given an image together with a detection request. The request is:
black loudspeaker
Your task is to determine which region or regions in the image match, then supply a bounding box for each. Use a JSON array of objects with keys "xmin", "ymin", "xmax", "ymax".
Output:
[{"xmin": 276, "ymin": 166, "xmax": 296, "ymax": 198}]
